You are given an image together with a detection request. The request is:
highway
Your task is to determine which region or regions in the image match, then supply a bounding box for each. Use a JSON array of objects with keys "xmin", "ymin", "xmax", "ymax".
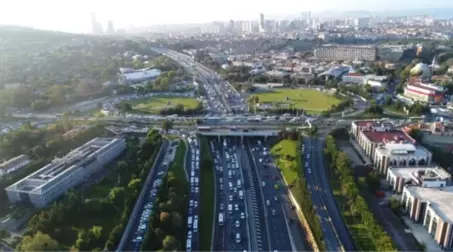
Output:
[
  {"xmin": 186, "ymin": 136, "xmax": 200, "ymax": 252},
  {"xmin": 241, "ymin": 139, "xmax": 270, "ymax": 252},
  {"xmin": 247, "ymin": 139, "xmax": 294, "ymax": 252},
  {"xmin": 122, "ymin": 140, "xmax": 169, "ymax": 251},
  {"xmin": 304, "ymin": 137, "xmax": 355, "ymax": 252}
]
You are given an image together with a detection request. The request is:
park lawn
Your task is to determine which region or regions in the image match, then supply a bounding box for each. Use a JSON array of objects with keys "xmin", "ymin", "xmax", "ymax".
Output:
[
  {"xmin": 198, "ymin": 137, "xmax": 215, "ymax": 251},
  {"xmin": 331, "ymin": 180, "xmax": 375, "ymax": 251},
  {"xmin": 125, "ymin": 96, "xmax": 200, "ymax": 113},
  {"xmin": 255, "ymin": 88, "xmax": 341, "ymax": 113},
  {"xmin": 271, "ymin": 139, "xmax": 299, "ymax": 185}
]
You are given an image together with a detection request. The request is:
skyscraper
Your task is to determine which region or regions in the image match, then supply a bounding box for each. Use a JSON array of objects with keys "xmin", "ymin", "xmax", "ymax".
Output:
[
  {"xmin": 107, "ymin": 21, "xmax": 115, "ymax": 34},
  {"xmin": 90, "ymin": 12, "xmax": 103, "ymax": 34},
  {"xmin": 259, "ymin": 13, "xmax": 265, "ymax": 33}
]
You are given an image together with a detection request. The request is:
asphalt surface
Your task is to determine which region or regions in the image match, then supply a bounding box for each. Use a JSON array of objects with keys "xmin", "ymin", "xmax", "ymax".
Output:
[
  {"xmin": 186, "ymin": 136, "xmax": 201, "ymax": 252},
  {"xmin": 304, "ymin": 137, "xmax": 356, "ymax": 252},
  {"xmin": 123, "ymin": 140, "xmax": 169, "ymax": 251},
  {"xmin": 247, "ymin": 139, "xmax": 294, "ymax": 252},
  {"xmin": 241, "ymin": 139, "xmax": 270, "ymax": 252}
]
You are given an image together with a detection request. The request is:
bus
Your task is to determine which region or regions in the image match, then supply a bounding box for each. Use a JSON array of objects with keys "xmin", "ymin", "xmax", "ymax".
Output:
[
  {"xmin": 197, "ymin": 126, "xmax": 212, "ymax": 132},
  {"xmin": 218, "ymin": 213, "xmax": 224, "ymax": 226}
]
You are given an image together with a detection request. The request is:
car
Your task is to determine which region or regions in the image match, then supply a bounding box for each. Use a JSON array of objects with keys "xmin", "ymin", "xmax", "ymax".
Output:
[
  {"xmin": 229, "ymin": 195, "xmax": 233, "ymax": 201},
  {"xmin": 266, "ymin": 200, "xmax": 270, "ymax": 206},
  {"xmin": 195, "ymin": 187, "xmax": 199, "ymax": 193},
  {"xmin": 236, "ymin": 233, "xmax": 241, "ymax": 243},
  {"xmin": 194, "ymin": 201, "xmax": 198, "ymax": 208},
  {"xmin": 235, "ymin": 220, "xmax": 240, "ymax": 227},
  {"xmin": 262, "ymin": 181, "xmax": 266, "ymax": 187},
  {"xmin": 272, "ymin": 209, "xmax": 276, "ymax": 216},
  {"xmin": 240, "ymin": 212, "xmax": 245, "ymax": 219},
  {"xmin": 220, "ymin": 203, "xmax": 224, "ymax": 211},
  {"xmin": 274, "ymin": 196, "xmax": 278, "ymax": 201},
  {"xmin": 190, "ymin": 200, "xmax": 194, "ymax": 206},
  {"xmin": 234, "ymin": 204, "xmax": 239, "ymax": 211}
]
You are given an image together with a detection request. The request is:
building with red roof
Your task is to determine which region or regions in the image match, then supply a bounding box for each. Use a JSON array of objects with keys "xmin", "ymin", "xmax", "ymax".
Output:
[{"xmin": 404, "ymin": 78, "xmax": 445, "ymax": 104}]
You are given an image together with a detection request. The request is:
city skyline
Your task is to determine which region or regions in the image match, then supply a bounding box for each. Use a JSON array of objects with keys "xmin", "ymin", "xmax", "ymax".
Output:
[{"xmin": 1, "ymin": 0, "xmax": 453, "ymax": 33}]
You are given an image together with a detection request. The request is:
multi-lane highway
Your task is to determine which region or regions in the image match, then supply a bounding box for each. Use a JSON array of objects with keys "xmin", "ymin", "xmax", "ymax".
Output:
[
  {"xmin": 247, "ymin": 139, "xmax": 293, "ymax": 251},
  {"xmin": 212, "ymin": 137, "xmax": 251, "ymax": 251},
  {"xmin": 304, "ymin": 137, "xmax": 355, "ymax": 252}
]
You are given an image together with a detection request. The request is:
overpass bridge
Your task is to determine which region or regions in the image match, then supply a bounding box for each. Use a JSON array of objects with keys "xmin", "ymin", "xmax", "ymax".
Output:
[{"xmin": 198, "ymin": 129, "xmax": 279, "ymax": 141}]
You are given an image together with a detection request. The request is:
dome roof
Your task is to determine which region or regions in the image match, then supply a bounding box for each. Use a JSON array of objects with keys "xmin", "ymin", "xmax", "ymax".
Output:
[{"xmin": 410, "ymin": 63, "xmax": 431, "ymax": 78}]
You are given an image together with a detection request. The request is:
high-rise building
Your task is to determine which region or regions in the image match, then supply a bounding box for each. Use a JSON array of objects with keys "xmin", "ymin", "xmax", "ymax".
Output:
[
  {"xmin": 91, "ymin": 12, "xmax": 103, "ymax": 34},
  {"xmin": 259, "ymin": 13, "xmax": 265, "ymax": 33},
  {"xmin": 107, "ymin": 20, "xmax": 115, "ymax": 34}
]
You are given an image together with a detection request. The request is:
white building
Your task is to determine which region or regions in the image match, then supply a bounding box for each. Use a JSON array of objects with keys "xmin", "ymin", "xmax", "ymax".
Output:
[
  {"xmin": 119, "ymin": 69, "xmax": 161, "ymax": 84},
  {"xmin": 374, "ymin": 142, "xmax": 432, "ymax": 174},
  {"xmin": 400, "ymin": 166, "xmax": 453, "ymax": 249},
  {"xmin": 342, "ymin": 73, "xmax": 366, "ymax": 84},
  {"xmin": 0, "ymin": 155, "xmax": 30, "ymax": 178},
  {"xmin": 387, "ymin": 166, "xmax": 450, "ymax": 193},
  {"xmin": 5, "ymin": 138, "xmax": 126, "ymax": 208}
]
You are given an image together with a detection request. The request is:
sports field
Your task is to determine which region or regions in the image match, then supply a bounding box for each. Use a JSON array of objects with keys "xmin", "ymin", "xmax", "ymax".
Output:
[
  {"xmin": 254, "ymin": 88, "xmax": 341, "ymax": 113},
  {"xmin": 125, "ymin": 96, "xmax": 200, "ymax": 113}
]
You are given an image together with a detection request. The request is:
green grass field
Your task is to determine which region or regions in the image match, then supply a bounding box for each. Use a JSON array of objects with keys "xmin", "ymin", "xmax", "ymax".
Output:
[
  {"xmin": 271, "ymin": 140, "xmax": 299, "ymax": 185},
  {"xmin": 125, "ymin": 96, "xmax": 200, "ymax": 113},
  {"xmin": 254, "ymin": 88, "xmax": 341, "ymax": 113}
]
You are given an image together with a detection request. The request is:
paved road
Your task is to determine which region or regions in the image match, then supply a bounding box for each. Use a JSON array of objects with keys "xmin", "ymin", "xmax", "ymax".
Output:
[
  {"xmin": 123, "ymin": 140, "xmax": 169, "ymax": 251},
  {"xmin": 0, "ymin": 242, "xmax": 13, "ymax": 252},
  {"xmin": 247, "ymin": 139, "xmax": 294, "ymax": 252},
  {"xmin": 306, "ymin": 137, "xmax": 356, "ymax": 251},
  {"xmin": 186, "ymin": 137, "xmax": 201, "ymax": 251},
  {"xmin": 241, "ymin": 140, "xmax": 270, "ymax": 252},
  {"xmin": 303, "ymin": 137, "xmax": 342, "ymax": 251}
]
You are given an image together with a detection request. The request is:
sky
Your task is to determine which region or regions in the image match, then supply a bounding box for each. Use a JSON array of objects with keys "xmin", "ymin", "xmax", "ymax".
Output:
[{"xmin": 1, "ymin": 0, "xmax": 453, "ymax": 33}]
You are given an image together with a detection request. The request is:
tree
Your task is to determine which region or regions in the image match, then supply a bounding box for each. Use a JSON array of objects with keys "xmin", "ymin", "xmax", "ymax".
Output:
[
  {"xmin": 160, "ymin": 212, "xmax": 171, "ymax": 223},
  {"xmin": 161, "ymin": 119, "xmax": 173, "ymax": 133},
  {"xmin": 0, "ymin": 228, "xmax": 10, "ymax": 239},
  {"xmin": 162, "ymin": 235, "xmax": 178, "ymax": 251},
  {"xmin": 96, "ymin": 102, "xmax": 103, "ymax": 110},
  {"xmin": 388, "ymin": 197, "xmax": 402, "ymax": 213},
  {"xmin": 17, "ymin": 231, "xmax": 60, "ymax": 251}
]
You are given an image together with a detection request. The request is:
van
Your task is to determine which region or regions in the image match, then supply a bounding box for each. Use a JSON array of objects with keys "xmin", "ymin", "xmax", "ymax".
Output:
[
  {"xmin": 188, "ymin": 216, "xmax": 193, "ymax": 227},
  {"xmin": 239, "ymin": 190, "xmax": 243, "ymax": 199},
  {"xmin": 193, "ymin": 219, "xmax": 198, "ymax": 232},
  {"xmin": 191, "ymin": 171, "xmax": 195, "ymax": 177},
  {"xmin": 228, "ymin": 204, "xmax": 232, "ymax": 214}
]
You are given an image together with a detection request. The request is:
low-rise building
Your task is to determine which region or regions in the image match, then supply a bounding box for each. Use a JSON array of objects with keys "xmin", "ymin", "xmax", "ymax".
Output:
[
  {"xmin": 0, "ymin": 155, "xmax": 30, "ymax": 178},
  {"xmin": 374, "ymin": 142, "xmax": 432, "ymax": 174},
  {"xmin": 314, "ymin": 44, "xmax": 377, "ymax": 61},
  {"xmin": 403, "ymin": 78, "xmax": 445, "ymax": 104},
  {"xmin": 401, "ymin": 166, "xmax": 453, "ymax": 249},
  {"xmin": 342, "ymin": 72, "xmax": 365, "ymax": 84},
  {"xmin": 119, "ymin": 69, "xmax": 161, "ymax": 85},
  {"xmin": 5, "ymin": 138, "xmax": 125, "ymax": 208},
  {"xmin": 387, "ymin": 166, "xmax": 450, "ymax": 193}
]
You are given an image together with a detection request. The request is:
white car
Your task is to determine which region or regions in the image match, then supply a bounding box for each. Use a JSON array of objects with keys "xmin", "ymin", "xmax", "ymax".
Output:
[
  {"xmin": 266, "ymin": 200, "xmax": 270, "ymax": 206},
  {"xmin": 235, "ymin": 220, "xmax": 240, "ymax": 227},
  {"xmin": 240, "ymin": 212, "xmax": 245, "ymax": 219}
]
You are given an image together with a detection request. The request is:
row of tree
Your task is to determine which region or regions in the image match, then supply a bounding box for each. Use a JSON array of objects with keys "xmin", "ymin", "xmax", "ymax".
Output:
[
  {"xmin": 16, "ymin": 130, "xmax": 163, "ymax": 251},
  {"xmin": 323, "ymin": 135, "xmax": 396, "ymax": 251}
]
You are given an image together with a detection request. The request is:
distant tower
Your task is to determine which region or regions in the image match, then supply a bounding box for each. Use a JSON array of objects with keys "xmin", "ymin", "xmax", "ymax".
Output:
[
  {"xmin": 107, "ymin": 20, "xmax": 115, "ymax": 34},
  {"xmin": 259, "ymin": 13, "xmax": 265, "ymax": 33},
  {"xmin": 90, "ymin": 12, "xmax": 104, "ymax": 34},
  {"xmin": 91, "ymin": 12, "xmax": 99, "ymax": 34}
]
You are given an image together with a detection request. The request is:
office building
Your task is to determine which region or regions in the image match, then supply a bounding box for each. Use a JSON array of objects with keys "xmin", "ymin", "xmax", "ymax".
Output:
[
  {"xmin": 259, "ymin": 13, "xmax": 265, "ymax": 33},
  {"xmin": 387, "ymin": 166, "xmax": 450, "ymax": 193},
  {"xmin": 314, "ymin": 44, "xmax": 377, "ymax": 61},
  {"xmin": 91, "ymin": 12, "xmax": 103, "ymax": 34},
  {"xmin": 0, "ymin": 155, "xmax": 30, "ymax": 178},
  {"xmin": 400, "ymin": 166, "xmax": 453, "ymax": 249},
  {"xmin": 354, "ymin": 18, "xmax": 370, "ymax": 30},
  {"xmin": 107, "ymin": 20, "xmax": 115, "ymax": 34},
  {"xmin": 5, "ymin": 138, "xmax": 126, "ymax": 208},
  {"xmin": 404, "ymin": 78, "xmax": 445, "ymax": 104},
  {"xmin": 351, "ymin": 120, "xmax": 432, "ymax": 174}
]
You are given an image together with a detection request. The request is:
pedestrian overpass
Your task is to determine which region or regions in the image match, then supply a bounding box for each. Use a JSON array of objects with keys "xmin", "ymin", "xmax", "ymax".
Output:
[{"xmin": 198, "ymin": 129, "xmax": 280, "ymax": 141}]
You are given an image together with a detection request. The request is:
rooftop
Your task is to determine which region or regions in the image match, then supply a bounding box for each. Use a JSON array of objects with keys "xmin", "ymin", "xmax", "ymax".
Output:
[
  {"xmin": 354, "ymin": 119, "xmax": 394, "ymax": 128},
  {"xmin": 362, "ymin": 130, "xmax": 415, "ymax": 144},
  {"xmin": 6, "ymin": 138, "xmax": 121, "ymax": 194},
  {"xmin": 376, "ymin": 142, "xmax": 430, "ymax": 157},
  {"xmin": 345, "ymin": 73, "xmax": 364, "ymax": 77},
  {"xmin": 390, "ymin": 166, "xmax": 450, "ymax": 181},
  {"xmin": 406, "ymin": 185, "xmax": 453, "ymax": 224}
]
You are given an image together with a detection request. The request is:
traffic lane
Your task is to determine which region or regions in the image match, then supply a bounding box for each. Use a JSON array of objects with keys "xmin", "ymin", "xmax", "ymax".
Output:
[
  {"xmin": 314, "ymin": 140, "xmax": 355, "ymax": 251},
  {"xmin": 304, "ymin": 139, "xmax": 341, "ymax": 252}
]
